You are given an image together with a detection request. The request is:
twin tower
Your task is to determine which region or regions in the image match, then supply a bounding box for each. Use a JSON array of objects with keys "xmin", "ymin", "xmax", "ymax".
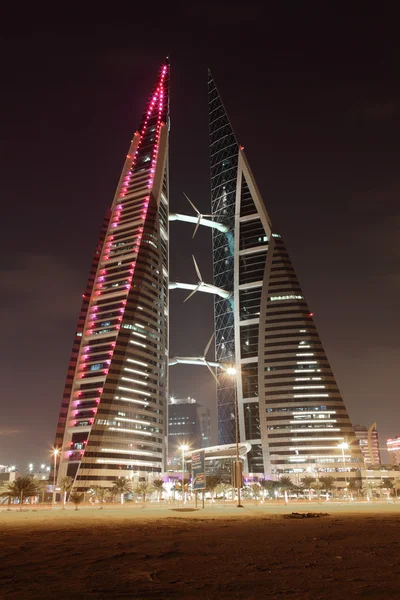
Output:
[{"xmin": 54, "ymin": 62, "xmax": 362, "ymax": 489}]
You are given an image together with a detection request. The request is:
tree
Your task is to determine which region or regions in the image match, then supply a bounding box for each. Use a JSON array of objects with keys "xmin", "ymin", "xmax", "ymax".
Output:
[
  {"xmin": 136, "ymin": 481, "xmax": 153, "ymax": 504},
  {"xmin": 311, "ymin": 480, "xmax": 323, "ymax": 502},
  {"xmin": 36, "ymin": 479, "xmax": 49, "ymax": 504},
  {"xmin": 259, "ymin": 479, "xmax": 278, "ymax": 499},
  {"xmin": 0, "ymin": 477, "xmax": 38, "ymax": 510},
  {"xmin": 69, "ymin": 492, "xmax": 84, "ymax": 511},
  {"xmin": 215, "ymin": 483, "xmax": 232, "ymax": 501},
  {"xmin": 300, "ymin": 476, "xmax": 316, "ymax": 500},
  {"xmin": 277, "ymin": 476, "xmax": 294, "ymax": 492},
  {"xmin": 300, "ymin": 476, "xmax": 315, "ymax": 490},
  {"xmin": 152, "ymin": 479, "xmax": 165, "ymax": 502},
  {"xmin": 249, "ymin": 482, "xmax": 262, "ymax": 503},
  {"xmin": 319, "ymin": 476, "xmax": 336, "ymax": 493},
  {"xmin": 392, "ymin": 478, "xmax": 400, "ymax": 499},
  {"xmin": 58, "ymin": 476, "xmax": 74, "ymax": 509},
  {"xmin": 88, "ymin": 486, "xmax": 108, "ymax": 508},
  {"xmin": 205, "ymin": 476, "xmax": 220, "ymax": 502},
  {"xmin": 348, "ymin": 479, "xmax": 362, "ymax": 499},
  {"xmin": 112, "ymin": 477, "xmax": 132, "ymax": 505},
  {"xmin": 362, "ymin": 481, "xmax": 377, "ymax": 501}
]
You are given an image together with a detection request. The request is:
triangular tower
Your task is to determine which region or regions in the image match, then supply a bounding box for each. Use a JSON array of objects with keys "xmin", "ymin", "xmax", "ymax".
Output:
[
  {"xmin": 54, "ymin": 62, "xmax": 170, "ymax": 489},
  {"xmin": 209, "ymin": 71, "xmax": 363, "ymax": 480}
]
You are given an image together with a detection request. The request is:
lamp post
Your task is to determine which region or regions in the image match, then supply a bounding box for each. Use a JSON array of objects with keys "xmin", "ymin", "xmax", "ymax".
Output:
[
  {"xmin": 337, "ymin": 442, "xmax": 349, "ymax": 496},
  {"xmin": 226, "ymin": 366, "xmax": 243, "ymax": 508},
  {"xmin": 180, "ymin": 444, "xmax": 189, "ymax": 504},
  {"xmin": 52, "ymin": 448, "xmax": 59, "ymax": 507}
]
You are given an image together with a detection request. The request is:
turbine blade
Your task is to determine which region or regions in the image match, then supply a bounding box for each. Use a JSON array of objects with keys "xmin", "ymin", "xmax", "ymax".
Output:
[
  {"xmin": 192, "ymin": 255, "xmax": 202, "ymax": 281},
  {"xmin": 183, "ymin": 192, "xmax": 199, "ymax": 215},
  {"xmin": 192, "ymin": 215, "xmax": 201, "ymax": 238},
  {"xmin": 205, "ymin": 360, "xmax": 219, "ymax": 383},
  {"xmin": 183, "ymin": 284, "xmax": 200, "ymax": 303},
  {"xmin": 203, "ymin": 332, "xmax": 215, "ymax": 357}
]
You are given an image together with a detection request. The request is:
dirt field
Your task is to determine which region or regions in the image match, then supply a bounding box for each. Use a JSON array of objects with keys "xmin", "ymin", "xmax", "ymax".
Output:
[{"xmin": 1, "ymin": 504, "xmax": 399, "ymax": 599}]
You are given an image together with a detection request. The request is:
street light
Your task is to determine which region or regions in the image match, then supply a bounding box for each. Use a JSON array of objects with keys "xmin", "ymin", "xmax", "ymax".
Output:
[
  {"xmin": 226, "ymin": 366, "xmax": 243, "ymax": 508},
  {"xmin": 180, "ymin": 444, "xmax": 189, "ymax": 504},
  {"xmin": 52, "ymin": 448, "xmax": 60, "ymax": 507},
  {"xmin": 337, "ymin": 442, "xmax": 349, "ymax": 493}
]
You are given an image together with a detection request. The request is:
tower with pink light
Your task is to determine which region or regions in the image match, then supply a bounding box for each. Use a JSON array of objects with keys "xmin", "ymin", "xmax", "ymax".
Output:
[{"xmin": 54, "ymin": 62, "xmax": 170, "ymax": 489}]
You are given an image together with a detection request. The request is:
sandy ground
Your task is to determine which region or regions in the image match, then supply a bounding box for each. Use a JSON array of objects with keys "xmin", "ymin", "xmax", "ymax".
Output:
[{"xmin": 1, "ymin": 502, "xmax": 400, "ymax": 599}]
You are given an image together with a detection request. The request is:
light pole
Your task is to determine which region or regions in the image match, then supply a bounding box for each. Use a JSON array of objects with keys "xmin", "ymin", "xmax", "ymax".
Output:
[
  {"xmin": 52, "ymin": 448, "xmax": 59, "ymax": 507},
  {"xmin": 337, "ymin": 442, "xmax": 349, "ymax": 496},
  {"xmin": 226, "ymin": 366, "xmax": 243, "ymax": 508},
  {"xmin": 180, "ymin": 444, "xmax": 189, "ymax": 504}
]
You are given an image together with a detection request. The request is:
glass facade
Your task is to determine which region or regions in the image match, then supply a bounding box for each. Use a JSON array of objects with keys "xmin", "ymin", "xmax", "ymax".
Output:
[
  {"xmin": 209, "ymin": 72, "xmax": 363, "ymax": 478},
  {"xmin": 208, "ymin": 72, "xmax": 238, "ymax": 445}
]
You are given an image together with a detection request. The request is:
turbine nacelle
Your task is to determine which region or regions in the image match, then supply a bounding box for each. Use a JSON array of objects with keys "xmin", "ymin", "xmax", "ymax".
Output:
[
  {"xmin": 183, "ymin": 256, "xmax": 231, "ymax": 302},
  {"xmin": 169, "ymin": 333, "xmax": 219, "ymax": 382},
  {"xmin": 184, "ymin": 193, "xmax": 215, "ymax": 238}
]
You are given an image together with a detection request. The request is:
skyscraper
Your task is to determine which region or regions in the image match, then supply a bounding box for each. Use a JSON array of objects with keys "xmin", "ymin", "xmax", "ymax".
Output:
[
  {"xmin": 54, "ymin": 63, "xmax": 170, "ymax": 489},
  {"xmin": 353, "ymin": 423, "xmax": 381, "ymax": 465},
  {"xmin": 167, "ymin": 397, "xmax": 211, "ymax": 465},
  {"xmin": 387, "ymin": 437, "xmax": 400, "ymax": 465},
  {"xmin": 209, "ymin": 72, "xmax": 363, "ymax": 479}
]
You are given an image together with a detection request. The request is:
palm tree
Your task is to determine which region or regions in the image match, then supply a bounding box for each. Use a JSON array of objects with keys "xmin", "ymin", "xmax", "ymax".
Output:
[
  {"xmin": 69, "ymin": 492, "xmax": 84, "ymax": 511},
  {"xmin": 300, "ymin": 476, "xmax": 315, "ymax": 500},
  {"xmin": 0, "ymin": 484, "xmax": 13, "ymax": 506},
  {"xmin": 152, "ymin": 479, "xmax": 165, "ymax": 502},
  {"xmin": 136, "ymin": 481, "xmax": 153, "ymax": 505},
  {"xmin": 348, "ymin": 478, "xmax": 362, "ymax": 499},
  {"xmin": 171, "ymin": 481, "xmax": 180, "ymax": 502},
  {"xmin": 215, "ymin": 483, "xmax": 232, "ymax": 501},
  {"xmin": 249, "ymin": 482, "xmax": 262, "ymax": 504},
  {"xmin": 205, "ymin": 475, "xmax": 220, "ymax": 502},
  {"xmin": 392, "ymin": 477, "xmax": 400, "ymax": 499},
  {"xmin": 88, "ymin": 486, "xmax": 108, "ymax": 508},
  {"xmin": 319, "ymin": 476, "xmax": 336, "ymax": 493},
  {"xmin": 300, "ymin": 476, "xmax": 315, "ymax": 490},
  {"xmin": 58, "ymin": 476, "xmax": 74, "ymax": 509},
  {"xmin": 112, "ymin": 477, "xmax": 132, "ymax": 504},
  {"xmin": 259, "ymin": 479, "xmax": 278, "ymax": 500},
  {"xmin": 362, "ymin": 481, "xmax": 377, "ymax": 501},
  {"xmin": 311, "ymin": 480, "xmax": 323, "ymax": 502},
  {"xmin": 278, "ymin": 476, "xmax": 294, "ymax": 491},
  {"xmin": 36, "ymin": 479, "xmax": 49, "ymax": 504},
  {"xmin": 0, "ymin": 477, "xmax": 38, "ymax": 510}
]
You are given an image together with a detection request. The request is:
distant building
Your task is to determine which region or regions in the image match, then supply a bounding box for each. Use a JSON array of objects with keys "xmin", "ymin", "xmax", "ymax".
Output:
[
  {"xmin": 168, "ymin": 398, "xmax": 211, "ymax": 464},
  {"xmin": 0, "ymin": 466, "xmax": 18, "ymax": 484},
  {"xmin": 353, "ymin": 423, "xmax": 381, "ymax": 465},
  {"xmin": 387, "ymin": 437, "xmax": 400, "ymax": 465}
]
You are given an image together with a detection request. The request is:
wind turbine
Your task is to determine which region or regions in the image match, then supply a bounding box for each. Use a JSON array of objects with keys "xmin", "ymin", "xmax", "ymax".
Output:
[
  {"xmin": 184, "ymin": 193, "xmax": 215, "ymax": 238},
  {"xmin": 168, "ymin": 333, "xmax": 219, "ymax": 382},
  {"xmin": 202, "ymin": 333, "xmax": 219, "ymax": 382},
  {"xmin": 184, "ymin": 256, "xmax": 219, "ymax": 302}
]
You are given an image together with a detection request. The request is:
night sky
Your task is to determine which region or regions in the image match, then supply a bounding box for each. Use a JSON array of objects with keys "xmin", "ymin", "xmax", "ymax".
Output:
[{"xmin": 1, "ymin": 8, "xmax": 399, "ymax": 468}]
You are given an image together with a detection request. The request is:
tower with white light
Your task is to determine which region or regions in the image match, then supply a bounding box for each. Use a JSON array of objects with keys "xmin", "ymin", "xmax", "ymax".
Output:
[{"xmin": 206, "ymin": 71, "xmax": 363, "ymax": 479}]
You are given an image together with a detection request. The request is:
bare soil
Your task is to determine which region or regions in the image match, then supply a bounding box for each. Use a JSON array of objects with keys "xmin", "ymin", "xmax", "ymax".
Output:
[{"xmin": 0, "ymin": 506, "xmax": 399, "ymax": 599}]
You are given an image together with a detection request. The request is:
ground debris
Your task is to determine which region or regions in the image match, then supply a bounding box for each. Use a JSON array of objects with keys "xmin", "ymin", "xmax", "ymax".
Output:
[{"xmin": 284, "ymin": 512, "xmax": 329, "ymax": 519}]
